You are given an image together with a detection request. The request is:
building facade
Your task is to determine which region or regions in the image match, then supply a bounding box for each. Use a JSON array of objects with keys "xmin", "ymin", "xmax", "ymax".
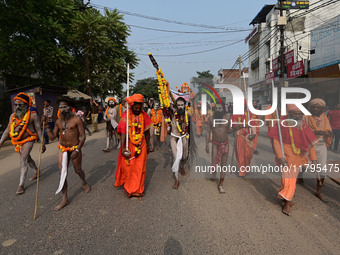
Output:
[{"xmin": 246, "ymin": 1, "xmax": 340, "ymax": 108}]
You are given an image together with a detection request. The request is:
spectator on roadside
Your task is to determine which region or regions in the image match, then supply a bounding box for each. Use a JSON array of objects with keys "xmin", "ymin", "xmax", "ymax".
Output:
[
  {"xmin": 87, "ymin": 99, "xmax": 99, "ymax": 132},
  {"xmin": 42, "ymin": 99, "xmax": 54, "ymax": 144},
  {"xmin": 76, "ymin": 107, "xmax": 91, "ymax": 136},
  {"xmin": 328, "ymin": 103, "xmax": 340, "ymax": 152},
  {"xmin": 98, "ymin": 103, "xmax": 103, "ymax": 123}
]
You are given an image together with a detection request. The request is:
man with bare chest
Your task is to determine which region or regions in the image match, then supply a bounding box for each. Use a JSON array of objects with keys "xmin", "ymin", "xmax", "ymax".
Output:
[
  {"xmin": 0, "ymin": 92, "xmax": 45, "ymax": 194},
  {"xmin": 170, "ymin": 97, "xmax": 191, "ymax": 189},
  {"xmin": 206, "ymin": 102, "xmax": 231, "ymax": 193},
  {"xmin": 45, "ymin": 96, "xmax": 91, "ymax": 211}
]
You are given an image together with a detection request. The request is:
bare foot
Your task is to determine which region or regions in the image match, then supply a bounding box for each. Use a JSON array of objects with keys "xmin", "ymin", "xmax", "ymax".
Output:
[
  {"xmin": 83, "ymin": 183, "xmax": 91, "ymax": 193},
  {"xmin": 218, "ymin": 185, "xmax": 225, "ymax": 194},
  {"xmin": 297, "ymin": 178, "xmax": 304, "ymax": 184},
  {"xmin": 282, "ymin": 200, "xmax": 291, "ymax": 216},
  {"xmin": 54, "ymin": 200, "xmax": 70, "ymax": 211},
  {"xmin": 29, "ymin": 172, "xmax": 39, "ymax": 181},
  {"xmin": 180, "ymin": 167, "xmax": 186, "ymax": 176},
  {"xmin": 315, "ymin": 192, "xmax": 327, "ymax": 203},
  {"xmin": 172, "ymin": 179, "xmax": 179, "ymax": 189},
  {"xmin": 16, "ymin": 185, "xmax": 25, "ymax": 195}
]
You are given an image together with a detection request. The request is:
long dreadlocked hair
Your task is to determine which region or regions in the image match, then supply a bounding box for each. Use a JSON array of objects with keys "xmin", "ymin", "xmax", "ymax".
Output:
[{"xmin": 175, "ymin": 97, "xmax": 197, "ymax": 166}]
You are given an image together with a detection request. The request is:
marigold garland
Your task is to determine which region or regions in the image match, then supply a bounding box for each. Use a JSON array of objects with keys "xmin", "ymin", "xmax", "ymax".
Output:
[
  {"xmin": 10, "ymin": 111, "xmax": 29, "ymax": 139},
  {"xmin": 105, "ymin": 106, "xmax": 110, "ymax": 119},
  {"xmin": 9, "ymin": 110, "xmax": 38, "ymax": 153},
  {"xmin": 175, "ymin": 111, "xmax": 189, "ymax": 139},
  {"xmin": 288, "ymin": 127, "xmax": 301, "ymax": 155},
  {"xmin": 128, "ymin": 109, "xmax": 144, "ymax": 156},
  {"xmin": 155, "ymin": 69, "xmax": 171, "ymax": 123},
  {"xmin": 151, "ymin": 109, "xmax": 162, "ymax": 135},
  {"xmin": 151, "ymin": 109, "xmax": 162, "ymax": 125},
  {"xmin": 58, "ymin": 145, "xmax": 78, "ymax": 152}
]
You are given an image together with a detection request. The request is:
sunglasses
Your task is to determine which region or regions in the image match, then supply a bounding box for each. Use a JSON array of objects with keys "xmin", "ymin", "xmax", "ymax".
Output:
[{"xmin": 14, "ymin": 104, "xmax": 25, "ymax": 107}]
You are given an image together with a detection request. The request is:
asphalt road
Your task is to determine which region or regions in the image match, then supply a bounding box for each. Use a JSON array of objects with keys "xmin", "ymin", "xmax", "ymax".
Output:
[{"xmin": 1, "ymin": 123, "xmax": 340, "ymax": 255}]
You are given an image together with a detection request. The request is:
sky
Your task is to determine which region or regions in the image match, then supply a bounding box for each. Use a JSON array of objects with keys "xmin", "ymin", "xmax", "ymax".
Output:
[{"xmin": 91, "ymin": 0, "xmax": 273, "ymax": 90}]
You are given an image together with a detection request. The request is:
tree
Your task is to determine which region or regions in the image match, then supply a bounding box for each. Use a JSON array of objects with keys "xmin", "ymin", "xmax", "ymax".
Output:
[
  {"xmin": 70, "ymin": 7, "xmax": 138, "ymax": 97},
  {"xmin": 0, "ymin": 1, "xmax": 138, "ymax": 97},
  {"xmin": 0, "ymin": 0, "xmax": 77, "ymax": 88},
  {"xmin": 131, "ymin": 77, "xmax": 159, "ymax": 101},
  {"xmin": 191, "ymin": 70, "xmax": 214, "ymax": 99}
]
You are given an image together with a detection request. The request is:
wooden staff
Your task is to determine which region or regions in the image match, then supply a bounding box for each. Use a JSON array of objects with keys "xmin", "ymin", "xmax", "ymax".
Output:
[{"xmin": 34, "ymin": 121, "xmax": 45, "ymax": 220}]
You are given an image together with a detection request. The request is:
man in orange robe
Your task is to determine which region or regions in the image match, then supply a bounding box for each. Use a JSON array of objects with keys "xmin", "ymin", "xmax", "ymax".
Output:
[
  {"xmin": 232, "ymin": 107, "xmax": 257, "ymax": 177},
  {"xmin": 303, "ymin": 98, "xmax": 332, "ymax": 201},
  {"xmin": 269, "ymin": 104, "xmax": 318, "ymax": 216},
  {"xmin": 114, "ymin": 94, "xmax": 152, "ymax": 198}
]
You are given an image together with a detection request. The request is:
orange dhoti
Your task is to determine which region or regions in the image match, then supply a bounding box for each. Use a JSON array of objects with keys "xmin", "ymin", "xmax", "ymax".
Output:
[
  {"xmin": 114, "ymin": 110, "xmax": 151, "ymax": 197},
  {"xmin": 236, "ymin": 132, "xmax": 254, "ymax": 177},
  {"xmin": 273, "ymin": 141, "xmax": 316, "ymax": 201},
  {"xmin": 115, "ymin": 139, "xmax": 147, "ymax": 196},
  {"xmin": 269, "ymin": 117, "xmax": 317, "ymax": 201}
]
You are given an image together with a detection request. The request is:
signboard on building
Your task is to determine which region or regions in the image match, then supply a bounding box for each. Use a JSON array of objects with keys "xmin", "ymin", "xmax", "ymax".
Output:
[
  {"xmin": 310, "ymin": 15, "xmax": 340, "ymax": 71},
  {"xmin": 245, "ymin": 25, "xmax": 258, "ymax": 43},
  {"xmin": 272, "ymin": 57, "xmax": 279, "ymax": 71},
  {"xmin": 251, "ymin": 57, "xmax": 259, "ymax": 70},
  {"xmin": 285, "ymin": 49, "xmax": 295, "ymax": 66},
  {"xmin": 288, "ymin": 60, "xmax": 305, "ymax": 78},
  {"xmin": 265, "ymin": 71, "xmax": 275, "ymax": 84},
  {"xmin": 281, "ymin": 1, "xmax": 309, "ymax": 9}
]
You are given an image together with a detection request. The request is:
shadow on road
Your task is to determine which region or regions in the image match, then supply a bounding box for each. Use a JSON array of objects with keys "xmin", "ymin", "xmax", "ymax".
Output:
[
  {"xmin": 243, "ymin": 177, "xmax": 280, "ymax": 206},
  {"xmin": 164, "ymin": 237, "xmax": 183, "ymax": 255},
  {"xmin": 145, "ymin": 158, "xmax": 157, "ymax": 193}
]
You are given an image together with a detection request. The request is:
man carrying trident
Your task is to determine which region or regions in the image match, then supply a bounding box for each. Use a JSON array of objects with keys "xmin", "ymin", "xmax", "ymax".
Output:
[
  {"xmin": 114, "ymin": 94, "xmax": 152, "ymax": 198},
  {"xmin": 44, "ymin": 96, "xmax": 91, "ymax": 211}
]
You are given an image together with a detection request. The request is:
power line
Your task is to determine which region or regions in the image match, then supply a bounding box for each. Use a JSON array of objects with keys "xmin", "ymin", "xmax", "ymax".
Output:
[
  {"xmin": 135, "ymin": 40, "xmax": 244, "ymax": 57},
  {"xmin": 225, "ymin": 0, "xmax": 340, "ymax": 75},
  {"xmin": 129, "ymin": 39, "xmax": 244, "ymax": 45},
  {"xmin": 92, "ymin": 3, "xmax": 250, "ymax": 31},
  {"xmin": 130, "ymin": 40, "xmax": 245, "ymax": 51},
  {"xmin": 128, "ymin": 24, "xmax": 251, "ymax": 34}
]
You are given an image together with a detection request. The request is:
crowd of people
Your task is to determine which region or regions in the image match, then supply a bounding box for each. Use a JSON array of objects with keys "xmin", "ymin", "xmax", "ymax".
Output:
[{"xmin": 0, "ymin": 90, "xmax": 339, "ymax": 216}]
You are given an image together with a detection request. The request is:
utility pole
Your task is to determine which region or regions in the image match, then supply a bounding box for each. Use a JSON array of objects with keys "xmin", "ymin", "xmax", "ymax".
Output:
[
  {"xmin": 238, "ymin": 55, "xmax": 242, "ymax": 90},
  {"xmin": 278, "ymin": 0, "xmax": 287, "ymax": 87}
]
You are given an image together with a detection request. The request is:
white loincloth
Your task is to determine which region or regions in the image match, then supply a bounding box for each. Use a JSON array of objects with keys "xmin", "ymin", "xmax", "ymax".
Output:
[
  {"xmin": 171, "ymin": 132, "xmax": 186, "ymax": 173},
  {"xmin": 55, "ymin": 151, "xmax": 68, "ymax": 195},
  {"xmin": 111, "ymin": 119, "xmax": 118, "ymax": 129}
]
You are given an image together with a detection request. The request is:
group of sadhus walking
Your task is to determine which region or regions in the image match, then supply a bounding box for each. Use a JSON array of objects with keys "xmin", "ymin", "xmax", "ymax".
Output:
[{"xmin": 0, "ymin": 90, "xmax": 337, "ymax": 216}]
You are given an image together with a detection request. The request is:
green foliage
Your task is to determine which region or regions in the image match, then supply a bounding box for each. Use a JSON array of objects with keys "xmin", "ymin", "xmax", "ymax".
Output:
[
  {"xmin": 191, "ymin": 70, "xmax": 214, "ymax": 99},
  {"xmin": 131, "ymin": 77, "xmax": 159, "ymax": 101},
  {"xmin": 0, "ymin": 0, "xmax": 138, "ymax": 97}
]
